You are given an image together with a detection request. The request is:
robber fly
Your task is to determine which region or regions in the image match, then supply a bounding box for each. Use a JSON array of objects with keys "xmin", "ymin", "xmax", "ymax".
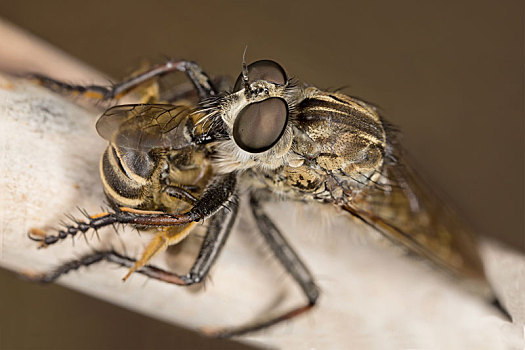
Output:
[{"xmin": 26, "ymin": 56, "xmax": 507, "ymax": 337}]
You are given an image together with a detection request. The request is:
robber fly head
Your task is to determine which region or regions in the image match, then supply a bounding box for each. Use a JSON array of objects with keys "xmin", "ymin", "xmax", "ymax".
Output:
[{"xmin": 197, "ymin": 59, "xmax": 302, "ymax": 172}]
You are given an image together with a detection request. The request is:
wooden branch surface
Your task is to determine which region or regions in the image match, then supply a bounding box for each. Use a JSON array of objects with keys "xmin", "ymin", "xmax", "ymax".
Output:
[{"xmin": 0, "ymin": 19, "xmax": 523, "ymax": 349}]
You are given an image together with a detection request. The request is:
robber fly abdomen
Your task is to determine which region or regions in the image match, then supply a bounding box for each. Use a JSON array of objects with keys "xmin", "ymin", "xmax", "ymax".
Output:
[{"xmin": 27, "ymin": 56, "xmax": 507, "ymax": 338}]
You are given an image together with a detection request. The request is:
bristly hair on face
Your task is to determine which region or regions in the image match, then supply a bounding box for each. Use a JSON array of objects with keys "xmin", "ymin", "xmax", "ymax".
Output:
[{"xmin": 194, "ymin": 76, "xmax": 302, "ymax": 141}]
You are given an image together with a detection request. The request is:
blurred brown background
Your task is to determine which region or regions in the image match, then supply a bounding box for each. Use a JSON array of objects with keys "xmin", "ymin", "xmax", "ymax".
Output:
[{"xmin": 0, "ymin": 0, "xmax": 522, "ymax": 349}]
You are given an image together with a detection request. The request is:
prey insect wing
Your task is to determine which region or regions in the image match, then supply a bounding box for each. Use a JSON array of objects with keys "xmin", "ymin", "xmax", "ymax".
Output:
[{"xmin": 96, "ymin": 103, "xmax": 194, "ymax": 151}]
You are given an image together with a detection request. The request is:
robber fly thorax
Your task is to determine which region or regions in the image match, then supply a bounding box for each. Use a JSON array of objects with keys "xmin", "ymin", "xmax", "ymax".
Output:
[{"xmin": 26, "ymin": 56, "xmax": 503, "ymax": 337}]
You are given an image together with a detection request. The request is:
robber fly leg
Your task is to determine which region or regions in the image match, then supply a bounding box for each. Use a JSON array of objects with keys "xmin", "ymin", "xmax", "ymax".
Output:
[
  {"xmin": 108, "ymin": 60, "xmax": 217, "ymax": 99},
  {"xmin": 29, "ymin": 173, "xmax": 236, "ymax": 248},
  {"xmin": 25, "ymin": 198, "xmax": 238, "ymax": 286},
  {"xmin": 27, "ymin": 209, "xmax": 193, "ymax": 248},
  {"xmin": 21, "ymin": 249, "xmax": 181, "ymax": 284},
  {"xmin": 208, "ymin": 193, "xmax": 320, "ymax": 338},
  {"xmin": 178, "ymin": 196, "xmax": 238, "ymax": 284},
  {"xmin": 121, "ymin": 198, "xmax": 238, "ymax": 285},
  {"xmin": 22, "ymin": 250, "xmax": 113, "ymax": 283},
  {"xmin": 26, "ymin": 74, "xmax": 113, "ymax": 100},
  {"xmin": 27, "ymin": 208, "xmax": 202, "ymax": 248},
  {"xmin": 27, "ymin": 210, "xmax": 131, "ymax": 248},
  {"xmin": 28, "ymin": 59, "xmax": 216, "ymax": 101}
]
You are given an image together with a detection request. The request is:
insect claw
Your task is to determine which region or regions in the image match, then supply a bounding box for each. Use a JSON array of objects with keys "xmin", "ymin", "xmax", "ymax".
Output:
[
  {"xmin": 26, "ymin": 230, "xmax": 43, "ymax": 243},
  {"xmin": 27, "ymin": 230, "xmax": 43, "ymax": 242}
]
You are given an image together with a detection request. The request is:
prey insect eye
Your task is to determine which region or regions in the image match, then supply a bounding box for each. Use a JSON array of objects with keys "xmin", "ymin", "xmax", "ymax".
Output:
[
  {"xmin": 233, "ymin": 60, "xmax": 287, "ymax": 91},
  {"xmin": 233, "ymin": 97, "xmax": 288, "ymax": 153}
]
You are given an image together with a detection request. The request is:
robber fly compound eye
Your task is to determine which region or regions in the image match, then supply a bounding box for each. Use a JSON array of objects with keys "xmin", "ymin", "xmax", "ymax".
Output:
[
  {"xmin": 232, "ymin": 97, "xmax": 289, "ymax": 153},
  {"xmin": 233, "ymin": 59, "xmax": 287, "ymax": 92}
]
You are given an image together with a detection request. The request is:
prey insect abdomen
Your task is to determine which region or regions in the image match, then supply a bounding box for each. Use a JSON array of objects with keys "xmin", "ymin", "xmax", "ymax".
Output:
[{"xmin": 100, "ymin": 145, "xmax": 164, "ymax": 209}]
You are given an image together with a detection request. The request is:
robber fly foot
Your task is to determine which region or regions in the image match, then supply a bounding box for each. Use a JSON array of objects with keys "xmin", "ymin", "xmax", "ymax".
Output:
[{"xmin": 27, "ymin": 228, "xmax": 57, "ymax": 248}]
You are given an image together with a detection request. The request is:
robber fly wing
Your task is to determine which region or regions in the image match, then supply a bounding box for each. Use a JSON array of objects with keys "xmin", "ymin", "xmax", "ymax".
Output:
[
  {"xmin": 344, "ymin": 149, "xmax": 487, "ymax": 282},
  {"xmin": 96, "ymin": 103, "xmax": 193, "ymax": 151}
]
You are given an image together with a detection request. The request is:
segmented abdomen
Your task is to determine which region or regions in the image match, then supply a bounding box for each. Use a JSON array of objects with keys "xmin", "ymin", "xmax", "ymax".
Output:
[{"xmin": 100, "ymin": 145, "xmax": 160, "ymax": 209}]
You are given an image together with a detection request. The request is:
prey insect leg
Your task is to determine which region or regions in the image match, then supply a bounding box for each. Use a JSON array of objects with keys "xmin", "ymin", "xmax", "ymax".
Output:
[
  {"xmin": 209, "ymin": 193, "xmax": 320, "ymax": 338},
  {"xmin": 162, "ymin": 185, "xmax": 199, "ymax": 205},
  {"xmin": 29, "ymin": 59, "xmax": 217, "ymax": 101},
  {"xmin": 26, "ymin": 202, "xmax": 238, "ymax": 286}
]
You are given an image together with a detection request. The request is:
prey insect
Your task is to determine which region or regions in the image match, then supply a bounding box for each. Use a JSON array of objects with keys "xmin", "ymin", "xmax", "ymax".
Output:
[{"xmin": 26, "ymin": 57, "xmax": 507, "ymax": 337}]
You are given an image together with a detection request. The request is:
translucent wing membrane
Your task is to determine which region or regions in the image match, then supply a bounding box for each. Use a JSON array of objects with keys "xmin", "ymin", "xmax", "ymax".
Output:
[
  {"xmin": 96, "ymin": 104, "xmax": 193, "ymax": 151},
  {"xmin": 344, "ymin": 150, "xmax": 487, "ymax": 282}
]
